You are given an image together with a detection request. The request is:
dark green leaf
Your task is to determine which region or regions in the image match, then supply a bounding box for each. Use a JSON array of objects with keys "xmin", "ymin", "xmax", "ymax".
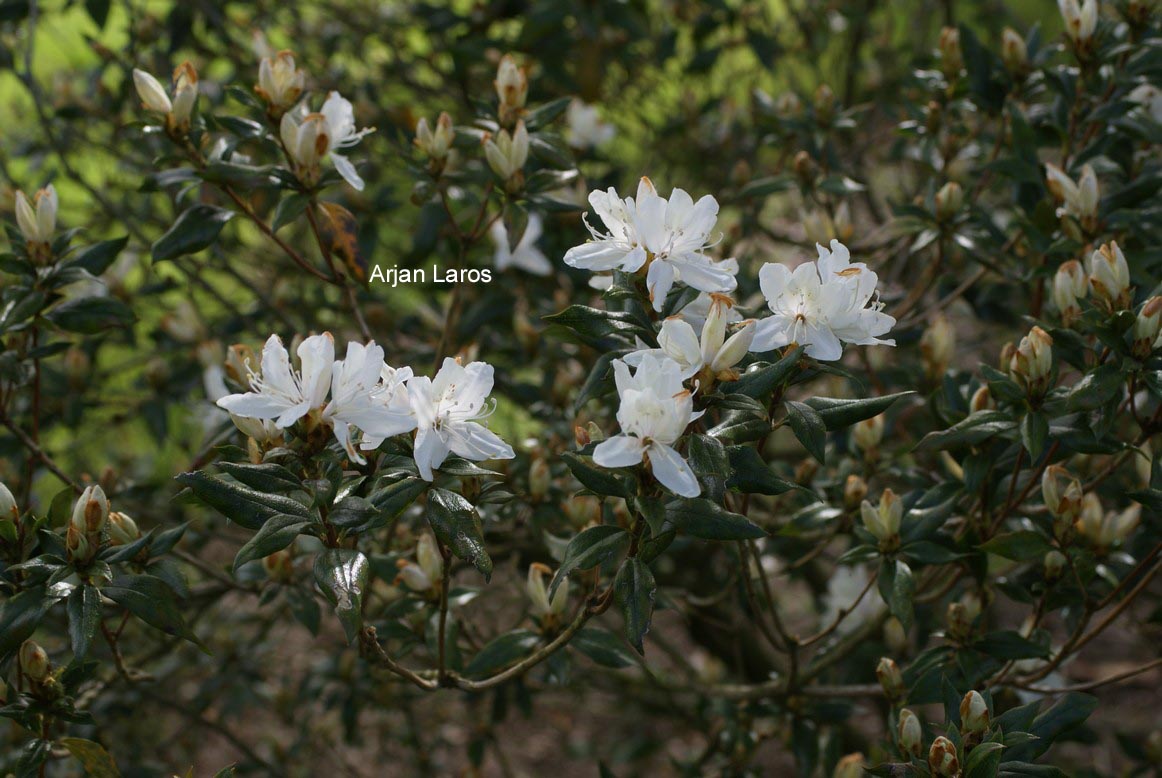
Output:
[
  {"xmin": 104, "ymin": 575, "xmax": 203, "ymax": 648},
  {"xmin": 425, "ymin": 488, "xmax": 491, "ymax": 580},
  {"xmin": 562, "ymin": 451, "xmax": 637, "ymax": 498},
  {"xmin": 464, "ymin": 629, "xmax": 540, "ymax": 677},
  {"xmin": 60, "ymin": 737, "xmax": 119, "ymax": 778},
  {"xmin": 233, "ymin": 513, "xmax": 313, "ymax": 571},
  {"xmin": 785, "ymin": 400, "xmax": 826, "ymax": 463},
  {"xmin": 664, "ymin": 497, "xmax": 765, "ymax": 540},
  {"xmin": 313, "ymin": 549, "xmax": 369, "ymax": 644},
  {"xmin": 66, "ymin": 584, "xmax": 102, "ymax": 660},
  {"xmin": 45, "ymin": 296, "xmax": 135, "ymax": 334},
  {"xmin": 722, "ymin": 346, "xmax": 804, "ymax": 398},
  {"xmin": 804, "ymin": 391, "xmax": 914, "ymax": 430},
  {"xmin": 151, "ymin": 204, "xmax": 235, "ymax": 262},
  {"xmin": 176, "ymin": 471, "xmax": 313, "ymax": 530},
  {"xmin": 615, "ymin": 558, "xmax": 655, "ymax": 654},
  {"xmin": 571, "ymin": 628, "xmax": 636, "ymax": 668},
  {"xmin": 548, "ymin": 525, "xmax": 629, "ymax": 599}
]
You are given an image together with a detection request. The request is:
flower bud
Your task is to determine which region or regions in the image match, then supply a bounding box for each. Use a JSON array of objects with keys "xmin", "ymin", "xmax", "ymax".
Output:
[
  {"xmin": 1046, "ymin": 163, "xmax": 1099, "ymax": 229},
  {"xmin": 1078, "ymin": 500, "xmax": 1140, "ymax": 550},
  {"xmin": 262, "ymin": 548, "xmax": 295, "ymax": 582},
  {"xmin": 946, "ymin": 601, "xmax": 973, "ymax": 642},
  {"xmin": 14, "ymin": 185, "xmax": 58, "ymax": 253},
  {"xmin": 793, "ymin": 150, "xmax": 816, "ymax": 184},
  {"xmin": 71, "ymin": 485, "xmax": 109, "ymax": 534},
  {"xmin": 169, "ymin": 62, "xmax": 198, "ymax": 129},
  {"xmin": 884, "ymin": 616, "xmax": 909, "ymax": 653},
  {"xmin": 861, "ymin": 489, "xmax": 903, "ymax": 549},
  {"xmin": 107, "ymin": 511, "xmax": 140, "ymax": 546},
  {"xmin": 20, "ymin": 640, "xmax": 50, "ymax": 683},
  {"xmin": 256, "ymin": 51, "xmax": 305, "ymax": 115},
  {"xmin": 495, "ymin": 54, "xmax": 528, "ymax": 126},
  {"xmin": 939, "ymin": 27, "xmax": 963, "ymax": 78},
  {"xmin": 1042, "ymin": 464, "xmax": 1083, "ymax": 530},
  {"xmin": 528, "ymin": 456, "xmax": 550, "ymax": 501},
  {"xmin": 928, "ymin": 736, "xmax": 960, "ymax": 777},
  {"xmin": 483, "ymin": 121, "xmax": 529, "ymax": 188},
  {"xmin": 1043, "ymin": 549, "xmax": 1067, "ymax": 581},
  {"xmin": 1133, "ymin": 297, "xmax": 1162, "ymax": 359},
  {"xmin": 416, "ymin": 533, "xmax": 443, "ymax": 584},
  {"xmin": 0, "ymin": 481, "xmax": 17, "ymax": 522},
  {"xmin": 1001, "ymin": 27, "xmax": 1028, "ymax": 73},
  {"xmin": 921, "ymin": 314, "xmax": 955, "ymax": 378},
  {"xmin": 1059, "ymin": 0, "xmax": 1098, "ymax": 45},
  {"xmin": 898, "ymin": 708, "xmax": 923, "ymax": 757},
  {"xmin": 844, "ymin": 474, "xmax": 868, "ymax": 511},
  {"xmin": 563, "ymin": 494, "xmax": 602, "ymax": 527},
  {"xmin": 527, "ymin": 562, "xmax": 569, "ymax": 627},
  {"xmin": 876, "ymin": 656, "xmax": 905, "ymax": 700},
  {"xmin": 225, "ymin": 344, "xmax": 255, "ymax": 386},
  {"xmin": 935, "ymin": 181, "xmax": 964, "ymax": 221},
  {"xmin": 960, "ymin": 690, "xmax": 990, "ymax": 733},
  {"xmin": 1053, "ymin": 260, "xmax": 1087, "ymax": 324},
  {"xmin": 1009, "ymin": 326, "xmax": 1053, "ymax": 397},
  {"xmin": 775, "ymin": 91, "xmax": 802, "ymax": 117},
  {"xmin": 66, "ymin": 525, "xmax": 91, "ymax": 562},
  {"xmin": 281, "ymin": 112, "xmax": 330, "ymax": 186},
  {"xmin": 969, "ymin": 385, "xmax": 994, "ymax": 413},
  {"xmin": 852, "ymin": 414, "xmax": 885, "ymax": 454},
  {"xmin": 415, "ymin": 112, "xmax": 454, "ymax": 162},
  {"xmin": 1089, "ymin": 241, "xmax": 1132, "ymax": 311},
  {"xmin": 586, "ymin": 421, "xmax": 604, "ymax": 443},
  {"xmin": 833, "ymin": 754, "xmax": 864, "ymax": 778},
  {"xmin": 133, "ymin": 68, "xmax": 173, "ymax": 115},
  {"xmin": 574, "ymin": 425, "xmax": 591, "ymax": 448}
]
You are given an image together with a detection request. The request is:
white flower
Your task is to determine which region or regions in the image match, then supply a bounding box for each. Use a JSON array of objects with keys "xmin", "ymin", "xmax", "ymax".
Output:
[
  {"xmin": 592, "ymin": 354, "xmax": 704, "ymax": 497},
  {"xmin": 564, "ymin": 177, "xmax": 736, "ymax": 311},
  {"xmin": 1058, "ymin": 0, "xmax": 1098, "ymax": 43},
  {"xmin": 626, "ymin": 295, "xmax": 755, "ymax": 381},
  {"xmin": 820, "ymin": 565, "xmax": 882, "ymax": 631},
  {"xmin": 1089, "ymin": 241, "xmax": 1131, "ymax": 309},
  {"xmin": 407, "ymin": 358, "xmax": 515, "ymax": 481},
  {"xmin": 320, "ymin": 92, "xmax": 374, "ymax": 190},
  {"xmin": 1129, "ymin": 83, "xmax": 1162, "ymax": 124},
  {"xmin": 490, "ymin": 212, "xmax": 551, "ymax": 276},
  {"xmin": 566, "ymin": 99, "xmax": 615, "ymax": 149},
  {"xmin": 677, "ymin": 290, "xmax": 742, "ymax": 331},
  {"xmin": 217, "ymin": 334, "xmax": 333, "ymax": 427},
  {"xmin": 752, "ymin": 240, "xmax": 895, "ymax": 361},
  {"xmin": 0, "ymin": 481, "xmax": 17, "ymax": 522},
  {"xmin": 1053, "ymin": 260, "xmax": 1087, "ymax": 321},
  {"xmin": 280, "ymin": 110, "xmax": 329, "ymax": 180},
  {"xmin": 14, "ymin": 184, "xmax": 57, "ymax": 244},
  {"xmin": 1045, "ymin": 163, "xmax": 1098, "ymax": 222},
  {"xmin": 483, "ymin": 121, "xmax": 529, "ymax": 182},
  {"xmin": 256, "ymin": 51, "xmax": 305, "ymax": 113},
  {"xmin": 325, "ymin": 341, "xmax": 417, "ymax": 464}
]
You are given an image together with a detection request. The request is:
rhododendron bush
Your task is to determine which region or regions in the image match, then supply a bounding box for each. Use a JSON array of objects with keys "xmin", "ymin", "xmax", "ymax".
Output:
[{"xmin": 2, "ymin": 0, "xmax": 1162, "ymax": 775}]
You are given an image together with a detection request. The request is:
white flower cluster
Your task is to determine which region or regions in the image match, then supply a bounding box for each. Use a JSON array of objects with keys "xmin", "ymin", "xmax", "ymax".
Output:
[
  {"xmin": 567, "ymin": 181, "xmax": 897, "ymax": 498},
  {"xmin": 217, "ymin": 334, "xmax": 514, "ymax": 479}
]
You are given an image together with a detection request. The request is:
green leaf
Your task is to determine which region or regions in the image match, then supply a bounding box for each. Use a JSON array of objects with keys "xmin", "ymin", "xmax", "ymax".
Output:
[
  {"xmin": 804, "ymin": 391, "xmax": 914, "ymax": 430},
  {"xmin": 725, "ymin": 446, "xmax": 807, "ymax": 496},
  {"xmin": 328, "ymin": 495, "xmax": 379, "ymax": 531},
  {"xmin": 104, "ymin": 575, "xmax": 204, "ymax": 648},
  {"xmin": 562, "ymin": 451, "xmax": 637, "ymax": 498},
  {"xmin": 67, "ymin": 584, "xmax": 102, "ymax": 660},
  {"xmin": 548, "ymin": 525, "xmax": 629, "ymax": 599},
  {"xmin": 542, "ymin": 305, "xmax": 647, "ymax": 346},
  {"xmin": 45, "ymin": 296, "xmax": 136, "ymax": 333},
  {"xmin": 975, "ymin": 630, "xmax": 1050, "ymax": 660},
  {"xmin": 232, "ymin": 513, "xmax": 313, "ymax": 571},
  {"xmin": 0, "ymin": 587, "xmax": 52, "ymax": 660},
  {"xmin": 687, "ymin": 434, "xmax": 730, "ymax": 501},
  {"xmin": 272, "ymin": 192, "xmax": 310, "ymax": 232},
  {"xmin": 965, "ymin": 741, "xmax": 1005, "ymax": 778},
  {"xmin": 1007, "ymin": 693, "xmax": 1097, "ymax": 761},
  {"xmin": 664, "ymin": 497, "xmax": 765, "ymax": 540},
  {"xmin": 571, "ymin": 628, "xmax": 637, "ymax": 668},
  {"xmin": 979, "ymin": 531, "xmax": 1052, "ymax": 562},
  {"xmin": 67, "ymin": 236, "xmax": 127, "ymax": 275},
  {"xmin": 368, "ymin": 477, "xmax": 428, "ymax": 520},
  {"xmin": 1020, "ymin": 412, "xmax": 1049, "ymax": 459},
  {"xmin": 1062, "ymin": 364, "xmax": 1124, "ymax": 412},
  {"xmin": 176, "ymin": 471, "xmax": 313, "ymax": 530},
  {"xmin": 464, "ymin": 629, "xmax": 540, "ymax": 677},
  {"xmin": 785, "ymin": 400, "xmax": 826, "ymax": 463},
  {"xmin": 525, "ymin": 96, "xmax": 572, "ymax": 130},
  {"xmin": 878, "ymin": 558, "xmax": 915, "ymax": 631},
  {"xmin": 215, "ymin": 462, "xmax": 302, "ymax": 493},
  {"xmin": 914, "ymin": 410, "xmax": 1017, "ymax": 451},
  {"xmin": 151, "ymin": 204, "xmax": 235, "ymax": 262},
  {"xmin": 312, "ymin": 549, "xmax": 369, "ymax": 644},
  {"xmin": 614, "ymin": 558, "xmax": 655, "ymax": 654},
  {"xmin": 60, "ymin": 737, "xmax": 119, "ymax": 778},
  {"xmin": 722, "ymin": 346, "xmax": 804, "ymax": 397},
  {"xmin": 425, "ymin": 488, "xmax": 492, "ymax": 580}
]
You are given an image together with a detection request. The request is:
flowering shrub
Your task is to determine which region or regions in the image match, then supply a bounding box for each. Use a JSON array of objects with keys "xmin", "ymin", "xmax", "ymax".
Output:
[{"xmin": 1, "ymin": 0, "xmax": 1162, "ymax": 775}]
